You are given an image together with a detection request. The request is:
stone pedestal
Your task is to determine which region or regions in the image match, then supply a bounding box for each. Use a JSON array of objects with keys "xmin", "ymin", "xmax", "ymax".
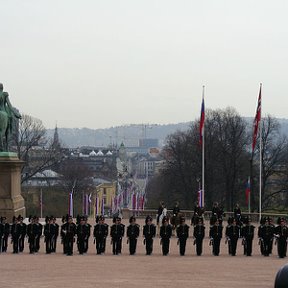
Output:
[{"xmin": 0, "ymin": 153, "xmax": 25, "ymax": 221}]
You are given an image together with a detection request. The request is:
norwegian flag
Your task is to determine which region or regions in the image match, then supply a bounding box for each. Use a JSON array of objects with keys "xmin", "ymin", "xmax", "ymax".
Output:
[{"xmin": 252, "ymin": 84, "xmax": 262, "ymax": 152}]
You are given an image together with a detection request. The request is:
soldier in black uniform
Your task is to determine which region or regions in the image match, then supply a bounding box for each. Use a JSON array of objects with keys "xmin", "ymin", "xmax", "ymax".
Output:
[
  {"xmin": 209, "ymin": 218, "xmax": 223, "ymax": 256},
  {"xmin": 76, "ymin": 216, "xmax": 90, "ymax": 254},
  {"xmin": 241, "ymin": 217, "xmax": 255, "ymax": 256},
  {"xmin": 44, "ymin": 216, "xmax": 55, "ymax": 254},
  {"xmin": 226, "ymin": 218, "xmax": 240, "ymax": 256},
  {"xmin": 126, "ymin": 216, "xmax": 140, "ymax": 255},
  {"xmin": 34, "ymin": 216, "xmax": 43, "ymax": 253},
  {"xmin": 83, "ymin": 216, "xmax": 91, "ymax": 253},
  {"xmin": 0, "ymin": 216, "xmax": 10, "ymax": 253},
  {"xmin": 27, "ymin": 216, "xmax": 34, "ymax": 254},
  {"xmin": 274, "ymin": 217, "xmax": 288, "ymax": 258},
  {"xmin": 0, "ymin": 217, "xmax": 4, "ymax": 253},
  {"xmin": 193, "ymin": 217, "xmax": 205, "ymax": 256},
  {"xmin": 258, "ymin": 217, "xmax": 274, "ymax": 256},
  {"xmin": 61, "ymin": 215, "xmax": 77, "ymax": 256},
  {"xmin": 93, "ymin": 215, "xmax": 108, "ymax": 254},
  {"xmin": 268, "ymin": 217, "xmax": 275, "ymax": 255},
  {"xmin": 110, "ymin": 217, "xmax": 125, "ymax": 255},
  {"xmin": 176, "ymin": 216, "xmax": 189, "ymax": 256},
  {"xmin": 143, "ymin": 215, "xmax": 156, "ymax": 255},
  {"xmin": 51, "ymin": 216, "xmax": 59, "ymax": 253},
  {"xmin": 160, "ymin": 216, "xmax": 172, "ymax": 256},
  {"xmin": 18, "ymin": 216, "xmax": 26, "ymax": 253},
  {"xmin": 60, "ymin": 216, "xmax": 67, "ymax": 254},
  {"xmin": 11, "ymin": 216, "xmax": 21, "ymax": 253}
]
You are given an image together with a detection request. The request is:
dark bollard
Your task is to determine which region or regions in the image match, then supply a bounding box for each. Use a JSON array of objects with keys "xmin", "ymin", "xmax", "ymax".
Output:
[{"xmin": 275, "ymin": 264, "xmax": 288, "ymax": 288}]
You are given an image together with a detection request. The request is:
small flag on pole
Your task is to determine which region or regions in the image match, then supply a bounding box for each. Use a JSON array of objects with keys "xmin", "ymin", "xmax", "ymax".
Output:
[
  {"xmin": 68, "ymin": 192, "xmax": 73, "ymax": 217},
  {"xmin": 101, "ymin": 198, "xmax": 105, "ymax": 215},
  {"xmin": 198, "ymin": 189, "xmax": 203, "ymax": 208},
  {"xmin": 245, "ymin": 177, "xmax": 251, "ymax": 205},
  {"xmin": 95, "ymin": 197, "xmax": 99, "ymax": 216},
  {"xmin": 252, "ymin": 84, "xmax": 262, "ymax": 152}
]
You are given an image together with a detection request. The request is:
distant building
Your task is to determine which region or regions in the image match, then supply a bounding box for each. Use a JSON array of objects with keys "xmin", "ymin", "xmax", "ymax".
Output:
[
  {"xmin": 139, "ymin": 138, "xmax": 159, "ymax": 148},
  {"xmin": 94, "ymin": 182, "xmax": 117, "ymax": 217}
]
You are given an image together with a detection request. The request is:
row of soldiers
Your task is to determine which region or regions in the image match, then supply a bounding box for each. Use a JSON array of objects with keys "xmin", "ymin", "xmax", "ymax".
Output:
[{"xmin": 1, "ymin": 214, "xmax": 287, "ymax": 257}]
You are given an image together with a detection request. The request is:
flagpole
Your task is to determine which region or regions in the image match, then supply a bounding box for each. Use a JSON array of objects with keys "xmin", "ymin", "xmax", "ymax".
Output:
[
  {"xmin": 40, "ymin": 188, "xmax": 43, "ymax": 219},
  {"xmin": 202, "ymin": 85, "xmax": 205, "ymax": 208},
  {"xmin": 248, "ymin": 176, "xmax": 251, "ymax": 214},
  {"xmin": 259, "ymin": 84, "xmax": 262, "ymax": 220}
]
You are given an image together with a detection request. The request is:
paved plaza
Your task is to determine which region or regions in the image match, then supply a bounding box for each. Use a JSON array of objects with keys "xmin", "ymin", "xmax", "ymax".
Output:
[{"xmin": 0, "ymin": 218, "xmax": 286, "ymax": 288}]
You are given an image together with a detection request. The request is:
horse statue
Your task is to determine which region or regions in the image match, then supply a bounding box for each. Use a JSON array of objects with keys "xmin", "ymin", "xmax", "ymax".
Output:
[{"xmin": 0, "ymin": 83, "xmax": 21, "ymax": 152}]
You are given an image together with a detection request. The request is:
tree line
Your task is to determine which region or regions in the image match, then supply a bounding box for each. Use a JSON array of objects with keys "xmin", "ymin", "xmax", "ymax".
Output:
[{"xmin": 147, "ymin": 107, "xmax": 288, "ymax": 213}]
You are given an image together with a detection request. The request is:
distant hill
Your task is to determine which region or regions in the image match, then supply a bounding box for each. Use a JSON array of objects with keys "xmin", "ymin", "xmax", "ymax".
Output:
[
  {"xmin": 47, "ymin": 118, "xmax": 288, "ymax": 148},
  {"xmin": 47, "ymin": 122, "xmax": 192, "ymax": 148}
]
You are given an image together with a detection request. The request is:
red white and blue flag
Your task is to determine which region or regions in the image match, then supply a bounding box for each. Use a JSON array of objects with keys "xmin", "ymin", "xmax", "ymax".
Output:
[
  {"xmin": 252, "ymin": 85, "xmax": 262, "ymax": 152},
  {"xmin": 198, "ymin": 189, "xmax": 203, "ymax": 208},
  {"xmin": 245, "ymin": 177, "xmax": 251, "ymax": 205}
]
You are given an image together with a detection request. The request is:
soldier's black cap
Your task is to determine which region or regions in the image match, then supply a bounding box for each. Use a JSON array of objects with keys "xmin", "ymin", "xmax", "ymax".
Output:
[
  {"xmin": 162, "ymin": 216, "xmax": 168, "ymax": 224},
  {"xmin": 17, "ymin": 215, "xmax": 23, "ymax": 221},
  {"xmin": 45, "ymin": 216, "xmax": 50, "ymax": 223},
  {"xmin": 129, "ymin": 216, "xmax": 136, "ymax": 223},
  {"xmin": 145, "ymin": 215, "xmax": 152, "ymax": 224}
]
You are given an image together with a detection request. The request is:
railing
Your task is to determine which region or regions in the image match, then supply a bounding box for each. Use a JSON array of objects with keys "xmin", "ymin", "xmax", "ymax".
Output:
[{"xmin": 126, "ymin": 209, "xmax": 288, "ymax": 223}]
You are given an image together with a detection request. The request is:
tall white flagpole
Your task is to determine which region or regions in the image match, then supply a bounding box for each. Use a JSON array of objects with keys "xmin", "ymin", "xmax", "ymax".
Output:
[{"xmin": 259, "ymin": 84, "xmax": 262, "ymax": 220}]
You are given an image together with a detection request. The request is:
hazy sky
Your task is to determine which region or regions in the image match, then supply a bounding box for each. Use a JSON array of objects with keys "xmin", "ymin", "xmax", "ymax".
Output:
[{"xmin": 1, "ymin": 0, "xmax": 287, "ymax": 129}]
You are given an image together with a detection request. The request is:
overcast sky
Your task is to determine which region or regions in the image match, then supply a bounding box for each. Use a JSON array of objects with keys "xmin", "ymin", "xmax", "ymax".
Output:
[{"xmin": 1, "ymin": 0, "xmax": 287, "ymax": 129}]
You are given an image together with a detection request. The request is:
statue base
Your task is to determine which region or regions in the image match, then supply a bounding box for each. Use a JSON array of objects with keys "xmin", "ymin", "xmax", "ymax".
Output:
[{"xmin": 0, "ymin": 155, "xmax": 25, "ymax": 221}]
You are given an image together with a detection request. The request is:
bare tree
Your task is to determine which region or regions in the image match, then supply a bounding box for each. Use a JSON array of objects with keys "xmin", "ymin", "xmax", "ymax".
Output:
[
  {"xmin": 147, "ymin": 107, "xmax": 250, "ymax": 211},
  {"xmin": 252, "ymin": 115, "xmax": 288, "ymax": 210},
  {"xmin": 11, "ymin": 114, "xmax": 62, "ymax": 183}
]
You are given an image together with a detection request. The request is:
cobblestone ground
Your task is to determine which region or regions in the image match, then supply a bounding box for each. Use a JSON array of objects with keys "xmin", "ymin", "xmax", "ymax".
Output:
[{"xmin": 0, "ymin": 219, "xmax": 285, "ymax": 288}]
